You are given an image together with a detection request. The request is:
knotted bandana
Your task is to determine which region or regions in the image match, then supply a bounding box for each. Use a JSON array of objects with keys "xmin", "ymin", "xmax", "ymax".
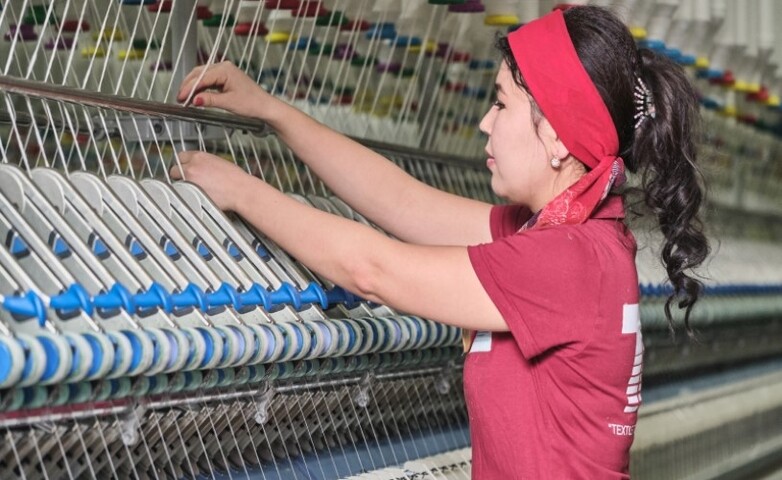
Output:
[
  {"xmin": 463, "ymin": 9, "xmax": 627, "ymax": 354},
  {"xmin": 509, "ymin": 8, "xmax": 626, "ymax": 229}
]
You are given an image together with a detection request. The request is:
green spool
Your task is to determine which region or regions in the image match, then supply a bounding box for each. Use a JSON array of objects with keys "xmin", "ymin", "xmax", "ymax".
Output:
[
  {"xmin": 316, "ymin": 10, "xmax": 347, "ymax": 27},
  {"xmin": 23, "ymin": 5, "xmax": 57, "ymax": 25},
  {"xmin": 203, "ymin": 13, "xmax": 236, "ymax": 28}
]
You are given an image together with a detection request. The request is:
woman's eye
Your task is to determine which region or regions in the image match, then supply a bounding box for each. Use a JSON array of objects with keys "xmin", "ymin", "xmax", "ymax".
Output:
[{"xmin": 492, "ymin": 100, "xmax": 505, "ymax": 109}]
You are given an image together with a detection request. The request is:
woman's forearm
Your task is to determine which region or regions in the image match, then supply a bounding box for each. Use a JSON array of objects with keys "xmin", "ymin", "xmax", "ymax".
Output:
[{"xmin": 258, "ymin": 96, "xmax": 492, "ymax": 246}]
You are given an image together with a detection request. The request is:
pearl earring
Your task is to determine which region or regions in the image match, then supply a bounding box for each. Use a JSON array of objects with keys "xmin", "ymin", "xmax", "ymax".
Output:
[{"xmin": 551, "ymin": 157, "xmax": 561, "ymax": 168}]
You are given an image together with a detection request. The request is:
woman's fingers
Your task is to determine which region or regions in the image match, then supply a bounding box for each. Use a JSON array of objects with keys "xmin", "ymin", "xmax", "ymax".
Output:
[
  {"xmin": 170, "ymin": 150, "xmax": 250, "ymax": 211},
  {"xmin": 177, "ymin": 63, "xmax": 230, "ymax": 103}
]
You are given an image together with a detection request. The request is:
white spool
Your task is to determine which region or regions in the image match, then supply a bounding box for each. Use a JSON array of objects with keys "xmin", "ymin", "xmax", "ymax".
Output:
[
  {"xmin": 61, "ymin": 332, "xmax": 94, "ymax": 383},
  {"xmin": 106, "ymin": 330, "xmax": 134, "ymax": 379},
  {"xmin": 179, "ymin": 326, "xmax": 207, "ymax": 371},
  {"xmin": 35, "ymin": 331, "xmax": 74, "ymax": 386}
]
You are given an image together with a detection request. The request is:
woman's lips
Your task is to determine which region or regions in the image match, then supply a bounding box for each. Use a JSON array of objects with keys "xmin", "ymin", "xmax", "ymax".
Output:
[{"xmin": 486, "ymin": 157, "xmax": 495, "ymax": 168}]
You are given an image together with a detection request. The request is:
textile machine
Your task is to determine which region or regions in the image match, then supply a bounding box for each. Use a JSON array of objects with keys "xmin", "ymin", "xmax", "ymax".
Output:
[{"xmin": 0, "ymin": 0, "xmax": 780, "ymax": 478}]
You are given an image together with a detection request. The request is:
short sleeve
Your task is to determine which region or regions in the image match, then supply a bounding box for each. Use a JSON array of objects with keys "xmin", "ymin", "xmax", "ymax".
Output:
[
  {"xmin": 490, "ymin": 204, "xmax": 533, "ymax": 239},
  {"xmin": 467, "ymin": 226, "xmax": 602, "ymax": 359}
]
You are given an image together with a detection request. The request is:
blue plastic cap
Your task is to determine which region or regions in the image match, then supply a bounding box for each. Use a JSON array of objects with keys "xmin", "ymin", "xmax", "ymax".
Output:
[
  {"xmin": 194, "ymin": 238, "xmax": 212, "ymax": 259},
  {"xmin": 7, "ymin": 231, "xmax": 30, "ymax": 257},
  {"xmin": 171, "ymin": 283, "xmax": 208, "ymax": 311},
  {"xmin": 225, "ymin": 241, "xmax": 242, "ymax": 260},
  {"xmin": 161, "ymin": 237, "xmax": 180, "ymax": 259},
  {"xmin": 48, "ymin": 232, "xmax": 71, "ymax": 258},
  {"xmin": 126, "ymin": 235, "xmax": 146, "ymax": 259},
  {"xmin": 269, "ymin": 282, "xmax": 302, "ymax": 311},
  {"xmin": 3, "ymin": 291, "xmax": 47, "ymax": 326},
  {"xmin": 50, "ymin": 284, "xmax": 94, "ymax": 316},
  {"xmin": 253, "ymin": 240, "xmax": 270, "ymax": 260},
  {"xmin": 90, "ymin": 234, "xmax": 110, "ymax": 258},
  {"xmin": 300, "ymin": 282, "xmax": 328, "ymax": 309},
  {"xmin": 238, "ymin": 283, "xmax": 271, "ymax": 310},
  {"xmin": 94, "ymin": 283, "xmax": 135, "ymax": 313},
  {"xmin": 206, "ymin": 283, "xmax": 243, "ymax": 310},
  {"xmin": 133, "ymin": 282, "xmax": 173, "ymax": 313}
]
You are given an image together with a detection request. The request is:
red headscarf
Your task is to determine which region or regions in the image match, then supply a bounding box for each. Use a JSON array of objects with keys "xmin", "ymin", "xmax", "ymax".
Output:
[{"xmin": 508, "ymin": 8, "xmax": 626, "ymax": 229}]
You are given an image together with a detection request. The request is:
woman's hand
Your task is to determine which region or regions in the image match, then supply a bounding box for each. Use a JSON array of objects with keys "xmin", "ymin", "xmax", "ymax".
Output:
[
  {"xmin": 169, "ymin": 151, "xmax": 253, "ymax": 212},
  {"xmin": 177, "ymin": 61, "xmax": 281, "ymax": 119}
]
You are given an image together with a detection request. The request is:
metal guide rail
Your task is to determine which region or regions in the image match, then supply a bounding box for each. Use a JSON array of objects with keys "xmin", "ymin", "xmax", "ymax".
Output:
[{"xmin": 0, "ymin": 0, "xmax": 781, "ymax": 478}]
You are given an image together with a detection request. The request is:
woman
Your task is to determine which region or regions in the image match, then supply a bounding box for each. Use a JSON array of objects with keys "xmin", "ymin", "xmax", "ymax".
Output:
[{"xmin": 172, "ymin": 6, "xmax": 708, "ymax": 478}]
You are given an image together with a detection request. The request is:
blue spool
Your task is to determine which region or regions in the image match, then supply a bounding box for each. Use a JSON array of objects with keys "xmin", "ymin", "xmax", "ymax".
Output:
[
  {"xmin": 390, "ymin": 319, "xmax": 402, "ymax": 349},
  {"xmin": 394, "ymin": 35, "xmax": 421, "ymax": 47},
  {"xmin": 0, "ymin": 337, "xmax": 17, "ymax": 386},
  {"xmin": 216, "ymin": 328, "xmax": 230, "ymax": 365},
  {"xmin": 145, "ymin": 330, "xmax": 162, "ymax": 371},
  {"xmin": 196, "ymin": 327, "xmax": 215, "ymax": 368},
  {"xmin": 36, "ymin": 335, "xmax": 61, "ymax": 382},
  {"xmin": 162, "ymin": 329, "xmax": 179, "ymax": 370},
  {"xmin": 289, "ymin": 323, "xmax": 305, "ymax": 359},
  {"xmin": 81, "ymin": 333, "xmax": 105, "ymax": 378},
  {"xmin": 316, "ymin": 322, "xmax": 333, "ymax": 353},
  {"xmin": 366, "ymin": 22, "xmax": 396, "ymax": 40},
  {"xmin": 121, "ymin": 330, "xmax": 145, "ymax": 373},
  {"xmin": 227, "ymin": 326, "xmax": 246, "ymax": 363}
]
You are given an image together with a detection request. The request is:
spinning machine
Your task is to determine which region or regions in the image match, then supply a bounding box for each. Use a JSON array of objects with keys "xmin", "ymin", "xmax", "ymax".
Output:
[{"xmin": 0, "ymin": 0, "xmax": 780, "ymax": 479}]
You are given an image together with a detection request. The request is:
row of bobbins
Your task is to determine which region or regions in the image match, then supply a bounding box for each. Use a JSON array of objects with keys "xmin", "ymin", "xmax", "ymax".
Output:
[{"xmin": 0, "ymin": 315, "xmax": 461, "ymax": 388}]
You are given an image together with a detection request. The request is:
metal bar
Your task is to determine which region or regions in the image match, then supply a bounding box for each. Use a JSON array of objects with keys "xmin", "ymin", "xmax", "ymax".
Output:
[{"xmin": 0, "ymin": 74, "xmax": 271, "ymax": 136}]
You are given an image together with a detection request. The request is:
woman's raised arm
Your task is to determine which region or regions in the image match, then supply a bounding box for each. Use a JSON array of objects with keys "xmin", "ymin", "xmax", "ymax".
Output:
[{"xmin": 177, "ymin": 62, "xmax": 493, "ymax": 246}]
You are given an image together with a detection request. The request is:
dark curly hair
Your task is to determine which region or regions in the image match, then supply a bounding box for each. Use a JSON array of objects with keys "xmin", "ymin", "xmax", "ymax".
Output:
[{"xmin": 497, "ymin": 6, "xmax": 710, "ymax": 335}]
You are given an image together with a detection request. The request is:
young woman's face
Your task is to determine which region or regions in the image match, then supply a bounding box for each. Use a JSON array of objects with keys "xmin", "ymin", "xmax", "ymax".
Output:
[{"xmin": 479, "ymin": 62, "xmax": 554, "ymax": 209}]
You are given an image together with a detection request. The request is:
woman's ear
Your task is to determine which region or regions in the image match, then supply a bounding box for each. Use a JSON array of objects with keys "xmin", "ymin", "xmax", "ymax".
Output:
[{"xmin": 538, "ymin": 117, "xmax": 570, "ymax": 160}]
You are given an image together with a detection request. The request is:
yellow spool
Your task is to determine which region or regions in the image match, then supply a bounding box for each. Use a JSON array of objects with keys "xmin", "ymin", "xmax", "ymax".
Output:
[{"xmin": 484, "ymin": 14, "xmax": 520, "ymax": 26}]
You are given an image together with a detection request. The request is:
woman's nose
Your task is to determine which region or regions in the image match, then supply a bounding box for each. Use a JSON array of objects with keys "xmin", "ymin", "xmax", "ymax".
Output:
[{"xmin": 479, "ymin": 107, "xmax": 495, "ymax": 136}]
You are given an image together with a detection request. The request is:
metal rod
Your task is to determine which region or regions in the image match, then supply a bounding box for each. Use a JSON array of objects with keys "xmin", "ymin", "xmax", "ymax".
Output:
[{"xmin": 0, "ymin": 74, "xmax": 271, "ymax": 135}]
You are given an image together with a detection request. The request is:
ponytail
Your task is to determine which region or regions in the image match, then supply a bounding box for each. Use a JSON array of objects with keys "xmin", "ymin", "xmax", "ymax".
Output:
[
  {"xmin": 633, "ymin": 48, "xmax": 710, "ymax": 335},
  {"xmin": 559, "ymin": 6, "xmax": 711, "ymax": 334},
  {"xmin": 497, "ymin": 6, "xmax": 711, "ymax": 334}
]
